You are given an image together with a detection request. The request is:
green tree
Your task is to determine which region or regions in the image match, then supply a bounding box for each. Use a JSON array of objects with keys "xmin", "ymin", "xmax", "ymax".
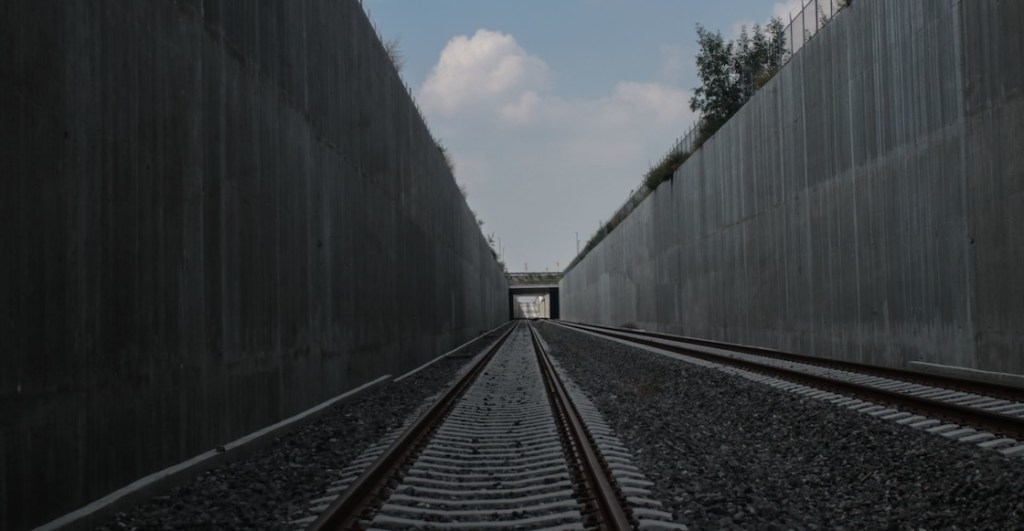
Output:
[
  {"xmin": 690, "ymin": 25, "xmax": 740, "ymax": 131},
  {"xmin": 689, "ymin": 19, "xmax": 787, "ymax": 137},
  {"xmin": 384, "ymin": 37, "xmax": 404, "ymax": 73}
]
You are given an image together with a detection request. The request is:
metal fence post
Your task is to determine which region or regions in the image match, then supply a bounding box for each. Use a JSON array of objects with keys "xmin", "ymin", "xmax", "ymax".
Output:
[
  {"xmin": 801, "ymin": 1, "xmax": 806, "ymax": 43},
  {"xmin": 789, "ymin": 12, "xmax": 794, "ymax": 56}
]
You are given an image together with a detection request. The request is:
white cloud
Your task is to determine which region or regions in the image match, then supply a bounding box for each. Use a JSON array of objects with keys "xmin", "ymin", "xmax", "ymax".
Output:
[
  {"xmin": 498, "ymin": 90, "xmax": 543, "ymax": 124},
  {"xmin": 608, "ymin": 82, "xmax": 691, "ymax": 126},
  {"xmin": 416, "ymin": 29, "xmax": 698, "ymax": 272},
  {"xmin": 420, "ymin": 29, "xmax": 691, "ymax": 130},
  {"xmin": 658, "ymin": 44, "xmax": 689, "ymax": 85},
  {"xmin": 420, "ymin": 29, "xmax": 550, "ymax": 115},
  {"xmin": 772, "ymin": 0, "xmax": 805, "ymax": 21}
]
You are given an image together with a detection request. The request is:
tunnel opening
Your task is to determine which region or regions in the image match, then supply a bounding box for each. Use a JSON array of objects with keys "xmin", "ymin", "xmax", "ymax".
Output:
[
  {"xmin": 508, "ymin": 286, "xmax": 560, "ymax": 320},
  {"xmin": 513, "ymin": 294, "xmax": 548, "ymax": 318}
]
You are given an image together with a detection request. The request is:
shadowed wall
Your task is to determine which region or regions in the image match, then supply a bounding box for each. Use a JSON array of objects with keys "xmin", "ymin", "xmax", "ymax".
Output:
[{"xmin": 0, "ymin": 1, "xmax": 508, "ymax": 528}]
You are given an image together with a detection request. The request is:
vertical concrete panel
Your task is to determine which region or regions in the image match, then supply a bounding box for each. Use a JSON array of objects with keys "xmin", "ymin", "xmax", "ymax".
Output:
[
  {"xmin": 0, "ymin": 1, "xmax": 508, "ymax": 529},
  {"xmin": 563, "ymin": 0, "xmax": 1019, "ymax": 379},
  {"xmin": 961, "ymin": 0, "xmax": 1024, "ymax": 373}
]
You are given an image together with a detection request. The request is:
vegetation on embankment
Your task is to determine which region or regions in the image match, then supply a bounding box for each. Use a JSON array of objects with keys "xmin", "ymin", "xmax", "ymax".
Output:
[{"xmin": 566, "ymin": 2, "xmax": 853, "ymax": 272}]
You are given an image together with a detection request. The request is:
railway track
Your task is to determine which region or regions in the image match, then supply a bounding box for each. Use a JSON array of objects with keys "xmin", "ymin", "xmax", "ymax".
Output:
[
  {"xmin": 306, "ymin": 321, "xmax": 678, "ymax": 530},
  {"xmin": 557, "ymin": 321, "xmax": 1024, "ymax": 456}
]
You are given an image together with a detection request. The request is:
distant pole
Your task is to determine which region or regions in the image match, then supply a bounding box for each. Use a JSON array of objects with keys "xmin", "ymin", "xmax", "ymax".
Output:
[{"xmin": 575, "ymin": 232, "xmax": 580, "ymax": 254}]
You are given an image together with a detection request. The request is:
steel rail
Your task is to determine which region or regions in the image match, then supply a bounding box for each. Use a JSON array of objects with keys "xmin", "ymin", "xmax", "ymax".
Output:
[
  {"xmin": 560, "ymin": 321, "xmax": 1024, "ymax": 403},
  {"xmin": 528, "ymin": 323, "xmax": 633, "ymax": 530},
  {"xmin": 559, "ymin": 321, "xmax": 1024, "ymax": 441},
  {"xmin": 308, "ymin": 323, "xmax": 517, "ymax": 531}
]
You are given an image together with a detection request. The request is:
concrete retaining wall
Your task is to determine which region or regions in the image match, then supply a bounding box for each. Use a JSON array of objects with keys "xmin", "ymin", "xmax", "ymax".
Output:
[
  {"xmin": 0, "ymin": 1, "xmax": 507, "ymax": 528},
  {"xmin": 562, "ymin": 1, "xmax": 1023, "ymax": 376}
]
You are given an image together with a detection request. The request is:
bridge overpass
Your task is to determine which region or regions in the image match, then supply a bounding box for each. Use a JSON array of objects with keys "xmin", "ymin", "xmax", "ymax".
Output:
[{"xmin": 507, "ymin": 272, "xmax": 562, "ymax": 319}]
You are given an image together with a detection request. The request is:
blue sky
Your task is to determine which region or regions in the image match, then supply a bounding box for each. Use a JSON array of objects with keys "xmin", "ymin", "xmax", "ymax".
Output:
[{"xmin": 363, "ymin": 0, "xmax": 805, "ymax": 273}]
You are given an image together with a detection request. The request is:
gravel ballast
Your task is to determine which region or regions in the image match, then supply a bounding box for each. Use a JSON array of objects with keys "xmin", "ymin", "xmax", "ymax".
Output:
[
  {"xmin": 538, "ymin": 322, "xmax": 1024, "ymax": 529},
  {"xmin": 96, "ymin": 327, "xmax": 508, "ymax": 529}
]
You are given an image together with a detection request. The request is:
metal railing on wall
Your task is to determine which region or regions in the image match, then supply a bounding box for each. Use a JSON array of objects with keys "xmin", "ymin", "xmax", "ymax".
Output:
[
  {"xmin": 574, "ymin": 0, "xmax": 848, "ymax": 271},
  {"xmin": 660, "ymin": 0, "xmax": 846, "ymax": 164},
  {"xmin": 785, "ymin": 0, "xmax": 845, "ymax": 56}
]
